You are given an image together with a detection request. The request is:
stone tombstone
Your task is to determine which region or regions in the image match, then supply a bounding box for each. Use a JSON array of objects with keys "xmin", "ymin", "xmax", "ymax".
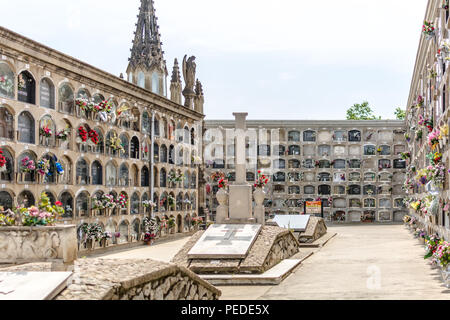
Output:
[
  {"xmin": 273, "ymin": 215, "xmax": 310, "ymax": 232},
  {"xmin": 227, "ymin": 113, "xmax": 254, "ymax": 223},
  {"xmin": 187, "ymin": 224, "xmax": 262, "ymax": 259},
  {"xmin": 0, "ymin": 272, "xmax": 73, "ymax": 300}
]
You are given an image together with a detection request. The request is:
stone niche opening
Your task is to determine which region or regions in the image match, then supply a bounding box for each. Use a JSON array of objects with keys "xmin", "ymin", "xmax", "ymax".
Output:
[
  {"xmin": 303, "ymin": 145, "xmax": 315, "ymax": 156},
  {"xmin": 349, "ymin": 211, "xmax": 361, "ymax": 222},
  {"xmin": 378, "ymin": 211, "xmax": 392, "ymax": 222},
  {"xmin": 349, "ymin": 145, "xmax": 360, "ymax": 156},
  {"xmin": 333, "ymin": 146, "xmax": 346, "ymax": 156},
  {"xmin": 318, "ymin": 131, "xmax": 332, "ymax": 143}
]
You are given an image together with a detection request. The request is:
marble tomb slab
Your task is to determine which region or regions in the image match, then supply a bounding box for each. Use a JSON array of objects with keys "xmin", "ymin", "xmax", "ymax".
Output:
[
  {"xmin": 187, "ymin": 224, "xmax": 262, "ymax": 259},
  {"xmin": 273, "ymin": 215, "xmax": 311, "ymax": 232},
  {"xmin": 0, "ymin": 272, "xmax": 73, "ymax": 300}
]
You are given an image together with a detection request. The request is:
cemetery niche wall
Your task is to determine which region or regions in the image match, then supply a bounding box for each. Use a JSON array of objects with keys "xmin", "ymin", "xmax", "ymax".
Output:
[{"xmin": 172, "ymin": 113, "xmax": 301, "ymax": 284}]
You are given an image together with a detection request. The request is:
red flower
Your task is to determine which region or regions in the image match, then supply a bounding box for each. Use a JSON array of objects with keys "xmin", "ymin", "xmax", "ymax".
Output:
[{"xmin": 55, "ymin": 201, "xmax": 63, "ymax": 206}]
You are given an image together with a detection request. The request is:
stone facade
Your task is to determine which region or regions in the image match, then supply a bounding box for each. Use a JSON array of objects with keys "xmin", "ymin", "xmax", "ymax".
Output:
[
  {"xmin": 203, "ymin": 120, "xmax": 407, "ymax": 224},
  {"xmin": 55, "ymin": 259, "xmax": 221, "ymax": 300},
  {"xmin": 0, "ymin": 0, "xmax": 205, "ymax": 253},
  {"xmin": 0, "ymin": 225, "xmax": 77, "ymax": 264},
  {"xmin": 405, "ymin": 0, "xmax": 450, "ymax": 240}
]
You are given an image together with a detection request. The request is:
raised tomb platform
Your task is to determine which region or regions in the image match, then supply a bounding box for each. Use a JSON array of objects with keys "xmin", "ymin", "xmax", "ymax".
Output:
[
  {"xmin": 171, "ymin": 224, "xmax": 301, "ymax": 284},
  {"xmin": 268, "ymin": 215, "xmax": 329, "ymax": 245}
]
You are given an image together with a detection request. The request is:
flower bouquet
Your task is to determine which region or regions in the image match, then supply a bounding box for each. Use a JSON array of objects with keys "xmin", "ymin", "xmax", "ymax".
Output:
[
  {"xmin": 88, "ymin": 129, "xmax": 99, "ymax": 145},
  {"xmin": 36, "ymin": 159, "xmax": 50, "ymax": 176},
  {"xmin": 423, "ymin": 20, "xmax": 435, "ymax": 40},
  {"xmin": 18, "ymin": 192, "xmax": 64, "ymax": 226},
  {"xmin": 56, "ymin": 127, "xmax": 70, "ymax": 141},
  {"xmin": 218, "ymin": 178, "xmax": 228, "ymax": 189},
  {"xmin": 20, "ymin": 156, "xmax": 35, "ymax": 173},
  {"xmin": 0, "ymin": 75, "xmax": 14, "ymax": 96},
  {"xmin": 168, "ymin": 172, "xmax": 185, "ymax": 183},
  {"xmin": 142, "ymin": 200, "xmax": 156, "ymax": 208},
  {"xmin": 0, "ymin": 148, "xmax": 7, "ymax": 173},
  {"xmin": 426, "ymin": 152, "xmax": 442, "ymax": 165},
  {"xmin": 400, "ymin": 152, "xmax": 411, "ymax": 160},
  {"xmin": 433, "ymin": 241, "xmax": 450, "ymax": 268},
  {"xmin": 427, "ymin": 129, "xmax": 440, "ymax": 150},
  {"xmin": 77, "ymin": 126, "xmax": 88, "ymax": 143},
  {"xmin": 254, "ymin": 170, "xmax": 269, "ymax": 188},
  {"xmin": 116, "ymin": 193, "xmax": 128, "ymax": 209},
  {"xmin": 39, "ymin": 125, "xmax": 52, "ymax": 138}
]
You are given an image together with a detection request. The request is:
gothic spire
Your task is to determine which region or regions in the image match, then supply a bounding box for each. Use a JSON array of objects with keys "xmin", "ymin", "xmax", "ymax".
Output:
[
  {"xmin": 128, "ymin": 0, "xmax": 167, "ymax": 74},
  {"xmin": 171, "ymin": 58, "xmax": 181, "ymax": 83}
]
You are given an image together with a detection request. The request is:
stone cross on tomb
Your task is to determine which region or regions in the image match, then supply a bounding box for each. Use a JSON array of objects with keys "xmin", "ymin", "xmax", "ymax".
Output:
[{"xmin": 204, "ymin": 225, "xmax": 253, "ymax": 246}]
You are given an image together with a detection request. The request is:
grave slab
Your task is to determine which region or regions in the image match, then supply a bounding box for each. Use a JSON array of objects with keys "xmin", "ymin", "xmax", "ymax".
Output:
[
  {"xmin": 187, "ymin": 224, "xmax": 262, "ymax": 259},
  {"xmin": 273, "ymin": 215, "xmax": 311, "ymax": 232},
  {"xmin": 0, "ymin": 272, "xmax": 72, "ymax": 300}
]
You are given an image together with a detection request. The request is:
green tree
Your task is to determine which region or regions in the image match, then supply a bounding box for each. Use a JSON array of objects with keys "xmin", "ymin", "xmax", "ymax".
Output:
[
  {"xmin": 394, "ymin": 107, "xmax": 406, "ymax": 120},
  {"xmin": 346, "ymin": 101, "xmax": 381, "ymax": 120}
]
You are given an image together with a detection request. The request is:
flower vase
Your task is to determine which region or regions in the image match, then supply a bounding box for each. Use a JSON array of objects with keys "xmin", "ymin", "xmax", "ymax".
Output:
[
  {"xmin": 253, "ymin": 187, "xmax": 265, "ymax": 206},
  {"xmin": 216, "ymin": 188, "xmax": 228, "ymax": 206}
]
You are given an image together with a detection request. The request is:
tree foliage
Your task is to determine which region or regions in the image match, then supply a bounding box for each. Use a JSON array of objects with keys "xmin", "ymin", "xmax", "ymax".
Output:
[
  {"xmin": 394, "ymin": 107, "xmax": 406, "ymax": 120},
  {"xmin": 346, "ymin": 101, "xmax": 381, "ymax": 120}
]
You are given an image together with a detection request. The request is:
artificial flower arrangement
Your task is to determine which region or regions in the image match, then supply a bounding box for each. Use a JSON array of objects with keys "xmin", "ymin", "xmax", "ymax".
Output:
[
  {"xmin": 433, "ymin": 241, "xmax": 450, "ymax": 268},
  {"xmin": 410, "ymin": 200, "xmax": 422, "ymax": 211},
  {"xmin": 427, "ymin": 129, "xmax": 440, "ymax": 150},
  {"xmin": 75, "ymin": 98, "xmax": 92, "ymax": 113},
  {"xmin": 404, "ymin": 133, "xmax": 411, "ymax": 142},
  {"xmin": 403, "ymin": 215, "xmax": 411, "ymax": 223},
  {"xmin": 416, "ymin": 130, "xmax": 423, "ymax": 141},
  {"xmin": 102, "ymin": 194, "xmax": 116, "ymax": 209},
  {"xmin": 55, "ymin": 161, "xmax": 64, "ymax": 176},
  {"xmin": 39, "ymin": 125, "xmax": 52, "ymax": 138},
  {"xmin": 17, "ymin": 73, "xmax": 26, "ymax": 90},
  {"xmin": 426, "ymin": 152, "xmax": 442, "ymax": 165},
  {"xmin": 81, "ymin": 223, "xmax": 105, "ymax": 243},
  {"xmin": 414, "ymin": 228, "xmax": 427, "ymax": 239},
  {"xmin": 16, "ymin": 192, "xmax": 64, "ymax": 226},
  {"xmin": 168, "ymin": 172, "xmax": 185, "ymax": 183},
  {"xmin": 192, "ymin": 216, "xmax": 203, "ymax": 226},
  {"xmin": 116, "ymin": 193, "xmax": 128, "ymax": 209},
  {"xmin": 0, "ymin": 75, "xmax": 14, "ymax": 96},
  {"xmin": 402, "ymin": 178, "xmax": 415, "ymax": 193},
  {"xmin": 210, "ymin": 171, "xmax": 225, "ymax": 182},
  {"xmin": 92, "ymin": 195, "xmax": 106, "ymax": 210},
  {"xmin": 20, "ymin": 156, "xmax": 35, "ymax": 173},
  {"xmin": 425, "ymin": 235, "xmax": 441, "ymax": 259},
  {"xmin": 254, "ymin": 170, "xmax": 269, "ymax": 188},
  {"xmin": 422, "ymin": 20, "xmax": 435, "ymax": 38},
  {"xmin": 56, "ymin": 126, "xmax": 70, "ymax": 141},
  {"xmin": 0, "ymin": 148, "xmax": 7, "ymax": 173},
  {"xmin": 94, "ymin": 99, "xmax": 113, "ymax": 114},
  {"xmin": 400, "ymin": 152, "xmax": 411, "ymax": 160},
  {"xmin": 143, "ymin": 216, "xmax": 159, "ymax": 243},
  {"xmin": 159, "ymin": 217, "xmax": 168, "ymax": 229},
  {"xmin": 0, "ymin": 207, "xmax": 15, "ymax": 226},
  {"xmin": 418, "ymin": 115, "xmax": 433, "ymax": 132},
  {"xmin": 416, "ymin": 95, "xmax": 424, "ymax": 107},
  {"xmin": 167, "ymin": 217, "xmax": 176, "ymax": 230},
  {"xmin": 168, "ymin": 195, "xmax": 176, "ymax": 209},
  {"xmin": 88, "ymin": 129, "xmax": 99, "ymax": 145},
  {"xmin": 217, "ymin": 177, "xmax": 229, "ymax": 190},
  {"xmin": 77, "ymin": 126, "xmax": 88, "ymax": 143},
  {"xmin": 108, "ymin": 133, "xmax": 125, "ymax": 153},
  {"xmin": 142, "ymin": 200, "xmax": 156, "ymax": 208},
  {"xmin": 36, "ymin": 158, "xmax": 50, "ymax": 176}
]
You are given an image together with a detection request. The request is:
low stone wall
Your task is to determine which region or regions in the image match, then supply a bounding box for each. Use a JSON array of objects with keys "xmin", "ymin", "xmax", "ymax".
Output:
[
  {"xmin": 0, "ymin": 225, "xmax": 77, "ymax": 264},
  {"xmin": 55, "ymin": 259, "xmax": 221, "ymax": 300}
]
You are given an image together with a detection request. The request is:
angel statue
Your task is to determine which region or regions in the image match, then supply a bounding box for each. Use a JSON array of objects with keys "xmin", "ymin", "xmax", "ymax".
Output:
[{"xmin": 182, "ymin": 55, "xmax": 196, "ymax": 107}]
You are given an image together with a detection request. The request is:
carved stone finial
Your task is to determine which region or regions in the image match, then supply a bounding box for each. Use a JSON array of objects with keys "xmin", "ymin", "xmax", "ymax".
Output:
[
  {"xmin": 170, "ymin": 58, "xmax": 182, "ymax": 105},
  {"xmin": 194, "ymin": 79, "xmax": 204, "ymax": 114}
]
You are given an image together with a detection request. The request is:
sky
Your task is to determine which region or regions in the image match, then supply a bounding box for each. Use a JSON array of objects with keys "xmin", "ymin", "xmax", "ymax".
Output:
[{"xmin": 1, "ymin": 0, "xmax": 427, "ymax": 120}]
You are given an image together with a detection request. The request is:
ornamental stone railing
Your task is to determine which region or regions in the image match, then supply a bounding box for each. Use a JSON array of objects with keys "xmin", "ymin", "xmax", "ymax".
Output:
[{"xmin": 0, "ymin": 225, "xmax": 77, "ymax": 265}]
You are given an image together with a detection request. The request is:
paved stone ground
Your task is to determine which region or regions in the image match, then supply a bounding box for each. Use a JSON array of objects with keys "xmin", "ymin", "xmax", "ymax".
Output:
[{"xmin": 97, "ymin": 225, "xmax": 450, "ymax": 300}]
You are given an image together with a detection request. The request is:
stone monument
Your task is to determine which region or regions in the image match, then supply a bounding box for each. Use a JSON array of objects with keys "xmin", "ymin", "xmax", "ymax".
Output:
[{"xmin": 172, "ymin": 113, "xmax": 302, "ymax": 285}]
